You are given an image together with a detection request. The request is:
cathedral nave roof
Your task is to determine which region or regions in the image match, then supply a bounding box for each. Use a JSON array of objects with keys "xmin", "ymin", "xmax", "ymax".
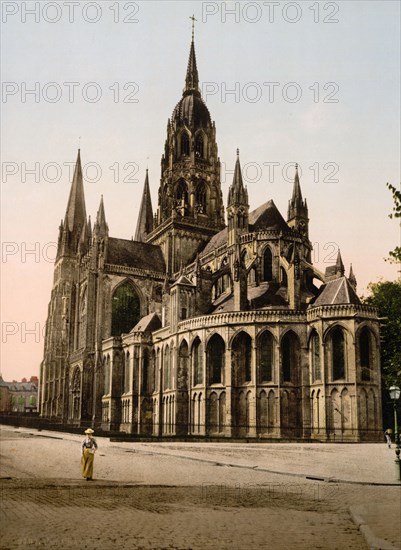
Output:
[{"xmin": 107, "ymin": 238, "xmax": 165, "ymax": 273}]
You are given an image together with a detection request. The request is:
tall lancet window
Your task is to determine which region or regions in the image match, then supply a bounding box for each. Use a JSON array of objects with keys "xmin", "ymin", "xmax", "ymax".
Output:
[
  {"xmin": 195, "ymin": 181, "xmax": 207, "ymax": 214},
  {"xmin": 311, "ymin": 331, "xmax": 321, "ymax": 381},
  {"xmin": 332, "ymin": 327, "xmax": 346, "ymax": 380},
  {"xmin": 111, "ymin": 282, "xmax": 140, "ymax": 336},
  {"xmin": 359, "ymin": 327, "xmax": 372, "ymax": 382},
  {"xmin": 181, "ymin": 132, "xmax": 190, "ymax": 156},
  {"xmin": 195, "ymin": 134, "xmax": 204, "ymax": 158},
  {"xmin": 263, "ymin": 248, "xmax": 273, "ymax": 281},
  {"xmin": 175, "ymin": 180, "xmax": 189, "ymax": 206}
]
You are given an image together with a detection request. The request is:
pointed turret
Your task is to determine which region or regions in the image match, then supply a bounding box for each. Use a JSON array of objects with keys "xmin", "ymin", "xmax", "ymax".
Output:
[
  {"xmin": 335, "ymin": 249, "xmax": 345, "ymax": 277},
  {"xmin": 227, "ymin": 150, "xmax": 249, "ymax": 246},
  {"xmin": 134, "ymin": 170, "xmax": 153, "ymax": 242},
  {"xmin": 64, "ymin": 149, "xmax": 86, "ymax": 233},
  {"xmin": 325, "ymin": 248, "xmax": 345, "ymax": 281},
  {"xmin": 228, "ymin": 149, "xmax": 248, "ymax": 207},
  {"xmin": 94, "ymin": 195, "xmax": 108, "ymax": 237},
  {"xmin": 287, "ymin": 164, "xmax": 309, "ymax": 236},
  {"xmin": 348, "ymin": 264, "xmax": 357, "ymax": 290}
]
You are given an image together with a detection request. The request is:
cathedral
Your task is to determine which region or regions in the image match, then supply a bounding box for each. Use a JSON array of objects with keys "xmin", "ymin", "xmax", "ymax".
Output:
[{"xmin": 39, "ymin": 33, "xmax": 382, "ymax": 441}]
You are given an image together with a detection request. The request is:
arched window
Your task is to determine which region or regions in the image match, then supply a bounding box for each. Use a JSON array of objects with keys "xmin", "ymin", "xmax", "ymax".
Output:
[
  {"xmin": 175, "ymin": 179, "xmax": 189, "ymax": 205},
  {"xmin": 207, "ymin": 334, "xmax": 225, "ymax": 384},
  {"xmin": 311, "ymin": 332, "xmax": 321, "ymax": 381},
  {"xmin": 111, "ymin": 282, "xmax": 140, "ymax": 336},
  {"xmin": 359, "ymin": 327, "xmax": 371, "ymax": 382},
  {"xmin": 193, "ymin": 338, "xmax": 203, "ymax": 385},
  {"xmin": 195, "ymin": 134, "xmax": 204, "ymax": 158},
  {"xmin": 281, "ymin": 332, "xmax": 300, "ymax": 383},
  {"xmin": 195, "ymin": 181, "xmax": 207, "ymax": 213},
  {"xmin": 213, "ymin": 273, "xmax": 230, "ymax": 299},
  {"xmin": 332, "ymin": 327, "xmax": 345, "ymax": 380},
  {"xmin": 232, "ymin": 332, "xmax": 252, "ymax": 384},
  {"xmin": 181, "ymin": 132, "xmax": 190, "ymax": 156},
  {"xmin": 263, "ymin": 248, "xmax": 273, "ymax": 281},
  {"xmin": 259, "ymin": 331, "xmax": 273, "ymax": 382}
]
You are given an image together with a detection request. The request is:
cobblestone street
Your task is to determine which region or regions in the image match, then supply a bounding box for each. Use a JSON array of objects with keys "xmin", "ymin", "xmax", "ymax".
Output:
[{"xmin": 1, "ymin": 426, "xmax": 400, "ymax": 550}]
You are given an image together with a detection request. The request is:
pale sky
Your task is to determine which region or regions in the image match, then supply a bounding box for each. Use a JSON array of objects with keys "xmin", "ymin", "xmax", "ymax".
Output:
[{"xmin": 1, "ymin": 0, "xmax": 400, "ymax": 381}]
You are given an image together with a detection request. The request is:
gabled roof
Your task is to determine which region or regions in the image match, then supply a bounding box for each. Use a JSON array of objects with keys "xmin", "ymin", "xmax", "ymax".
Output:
[
  {"xmin": 313, "ymin": 277, "xmax": 361, "ymax": 306},
  {"xmin": 249, "ymin": 200, "xmax": 289, "ymax": 232},
  {"xmin": 172, "ymin": 275, "xmax": 194, "ymax": 287},
  {"xmin": 130, "ymin": 312, "xmax": 162, "ymax": 333},
  {"xmin": 107, "ymin": 238, "xmax": 165, "ymax": 273}
]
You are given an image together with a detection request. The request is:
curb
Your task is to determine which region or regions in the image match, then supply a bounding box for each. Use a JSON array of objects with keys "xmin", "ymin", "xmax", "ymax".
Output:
[{"xmin": 349, "ymin": 507, "xmax": 401, "ymax": 550}]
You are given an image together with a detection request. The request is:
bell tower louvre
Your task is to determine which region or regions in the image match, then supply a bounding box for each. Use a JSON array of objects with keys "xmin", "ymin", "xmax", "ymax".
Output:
[{"xmin": 146, "ymin": 27, "xmax": 225, "ymax": 274}]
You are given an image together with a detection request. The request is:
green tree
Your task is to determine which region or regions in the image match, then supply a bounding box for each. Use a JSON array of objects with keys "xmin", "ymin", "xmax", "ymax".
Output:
[
  {"xmin": 365, "ymin": 280, "xmax": 401, "ymax": 426},
  {"xmin": 386, "ymin": 183, "xmax": 401, "ymax": 263}
]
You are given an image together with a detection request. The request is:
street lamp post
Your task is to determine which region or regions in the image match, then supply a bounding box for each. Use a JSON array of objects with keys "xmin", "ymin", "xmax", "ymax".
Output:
[{"xmin": 389, "ymin": 386, "xmax": 401, "ymax": 481}]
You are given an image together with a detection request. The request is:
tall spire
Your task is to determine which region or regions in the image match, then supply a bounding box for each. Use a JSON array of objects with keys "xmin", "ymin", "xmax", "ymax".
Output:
[
  {"xmin": 64, "ymin": 149, "xmax": 86, "ymax": 233},
  {"xmin": 135, "ymin": 169, "xmax": 154, "ymax": 242},
  {"xmin": 348, "ymin": 263, "xmax": 357, "ymax": 290},
  {"xmin": 184, "ymin": 17, "xmax": 199, "ymax": 95}
]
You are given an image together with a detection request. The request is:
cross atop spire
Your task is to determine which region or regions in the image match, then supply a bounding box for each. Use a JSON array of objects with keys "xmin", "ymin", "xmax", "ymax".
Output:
[{"xmin": 190, "ymin": 14, "xmax": 197, "ymax": 42}]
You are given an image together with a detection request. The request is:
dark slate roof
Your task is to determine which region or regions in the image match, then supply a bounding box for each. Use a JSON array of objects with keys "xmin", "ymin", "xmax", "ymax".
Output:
[
  {"xmin": 211, "ymin": 282, "xmax": 288, "ymax": 313},
  {"xmin": 0, "ymin": 379, "xmax": 37, "ymax": 391},
  {"xmin": 249, "ymin": 200, "xmax": 289, "ymax": 232},
  {"xmin": 313, "ymin": 277, "xmax": 361, "ymax": 306},
  {"xmin": 200, "ymin": 227, "xmax": 227, "ymax": 257},
  {"xmin": 172, "ymin": 94, "xmax": 211, "ymax": 128},
  {"xmin": 130, "ymin": 312, "xmax": 162, "ymax": 333},
  {"xmin": 107, "ymin": 238, "xmax": 165, "ymax": 273}
]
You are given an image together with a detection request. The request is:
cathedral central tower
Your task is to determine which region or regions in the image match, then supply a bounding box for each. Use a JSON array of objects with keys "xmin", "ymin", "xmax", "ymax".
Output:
[{"xmin": 146, "ymin": 31, "xmax": 225, "ymax": 273}]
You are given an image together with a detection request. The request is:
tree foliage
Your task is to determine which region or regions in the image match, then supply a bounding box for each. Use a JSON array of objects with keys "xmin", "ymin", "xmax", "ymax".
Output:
[
  {"xmin": 365, "ymin": 280, "xmax": 401, "ymax": 427},
  {"xmin": 386, "ymin": 183, "xmax": 401, "ymax": 263},
  {"xmin": 365, "ymin": 280, "xmax": 401, "ymax": 388}
]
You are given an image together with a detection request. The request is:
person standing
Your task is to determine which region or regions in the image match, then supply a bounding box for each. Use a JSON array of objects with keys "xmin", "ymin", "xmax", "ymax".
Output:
[
  {"xmin": 385, "ymin": 428, "xmax": 392, "ymax": 448},
  {"xmin": 81, "ymin": 428, "xmax": 98, "ymax": 480}
]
